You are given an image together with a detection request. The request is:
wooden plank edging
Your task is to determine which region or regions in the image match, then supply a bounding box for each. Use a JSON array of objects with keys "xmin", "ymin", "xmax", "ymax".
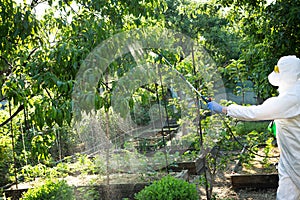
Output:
[{"xmin": 230, "ymin": 173, "xmax": 279, "ymax": 189}]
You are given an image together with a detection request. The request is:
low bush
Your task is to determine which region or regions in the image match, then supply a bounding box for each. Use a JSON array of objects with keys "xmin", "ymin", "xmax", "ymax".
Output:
[
  {"xmin": 134, "ymin": 175, "xmax": 199, "ymax": 200},
  {"xmin": 21, "ymin": 179, "xmax": 74, "ymax": 200}
]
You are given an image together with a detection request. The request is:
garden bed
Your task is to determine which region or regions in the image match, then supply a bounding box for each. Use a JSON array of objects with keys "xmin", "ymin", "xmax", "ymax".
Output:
[
  {"xmin": 205, "ymin": 145, "xmax": 279, "ymax": 199},
  {"xmin": 4, "ymin": 171, "xmax": 189, "ymax": 200},
  {"xmin": 228, "ymin": 143, "xmax": 279, "ymax": 190},
  {"xmin": 230, "ymin": 173, "xmax": 278, "ymax": 189},
  {"xmin": 167, "ymin": 152, "xmax": 205, "ymax": 175}
]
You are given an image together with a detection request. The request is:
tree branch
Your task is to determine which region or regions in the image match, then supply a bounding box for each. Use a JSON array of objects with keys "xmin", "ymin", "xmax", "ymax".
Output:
[{"xmin": 0, "ymin": 105, "xmax": 24, "ymax": 127}]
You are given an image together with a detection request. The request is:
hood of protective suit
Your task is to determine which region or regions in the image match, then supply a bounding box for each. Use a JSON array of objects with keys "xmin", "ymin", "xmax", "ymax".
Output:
[{"xmin": 268, "ymin": 55, "xmax": 300, "ymax": 93}]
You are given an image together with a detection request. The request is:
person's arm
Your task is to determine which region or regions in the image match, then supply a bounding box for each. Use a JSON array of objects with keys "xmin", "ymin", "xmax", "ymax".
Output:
[
  {"xmin": 208, "ymin": 93, "xmax": 300, "ymax": 121},
  {"xmin": 226, "ymin": 95, "xmax": 299, "ymax": 121}
]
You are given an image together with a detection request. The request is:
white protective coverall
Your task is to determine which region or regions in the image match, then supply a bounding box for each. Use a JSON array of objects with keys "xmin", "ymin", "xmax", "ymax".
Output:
[{"xmin": 227, "ymin": 55, "xmax": 300, "ymax": 199}]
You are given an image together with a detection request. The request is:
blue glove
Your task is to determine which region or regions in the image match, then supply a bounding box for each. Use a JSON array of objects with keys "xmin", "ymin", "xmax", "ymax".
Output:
[{"xmin": 207, "ymin": 101, "xmax": 223, "ymax": 113}]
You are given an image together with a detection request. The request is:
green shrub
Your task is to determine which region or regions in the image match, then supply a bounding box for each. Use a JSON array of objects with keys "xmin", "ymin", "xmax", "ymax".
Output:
[
  {"xmin": 21, "ymin": 179, "xmax": 74, "ymax": 200},
  {"xmin": 0, "ymin": 135, "xmax": 12, "ymax": 186},
  {"xmin": 134, "ymin": 175, "xmax": 199, "ymax": 200}
]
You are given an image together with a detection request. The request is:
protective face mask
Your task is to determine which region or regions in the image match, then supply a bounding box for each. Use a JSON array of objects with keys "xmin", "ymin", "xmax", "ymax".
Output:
[
  {"xmin": 268, "ymin": 71, "xmax": 281, "ymax": 86},
  {"xmin": 268, "ymin": 67, "xmax": 298, "ymax": 87}
]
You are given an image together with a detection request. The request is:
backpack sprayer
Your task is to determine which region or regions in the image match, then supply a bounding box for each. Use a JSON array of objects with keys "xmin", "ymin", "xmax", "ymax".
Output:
[{"xmin": 268, "ymin": 121, "xmax": 277, "ymax": 137}]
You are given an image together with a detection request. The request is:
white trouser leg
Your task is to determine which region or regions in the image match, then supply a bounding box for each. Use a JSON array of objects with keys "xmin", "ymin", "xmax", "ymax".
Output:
[{"xmin": 276, "ymin": 161, "xmax": 300, "ymax": 200}]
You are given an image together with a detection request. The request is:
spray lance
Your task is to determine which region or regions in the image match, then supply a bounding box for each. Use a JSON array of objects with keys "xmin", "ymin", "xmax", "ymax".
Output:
[{"xmin": 149, "ymin": 51, "xmax": 212, "ymax": 104}]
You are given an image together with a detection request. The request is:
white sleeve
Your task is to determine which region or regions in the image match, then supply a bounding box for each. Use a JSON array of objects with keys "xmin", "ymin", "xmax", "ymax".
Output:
[{"xmin": 227, "ymin": 93, "xmax": 300, "ymax": 121}]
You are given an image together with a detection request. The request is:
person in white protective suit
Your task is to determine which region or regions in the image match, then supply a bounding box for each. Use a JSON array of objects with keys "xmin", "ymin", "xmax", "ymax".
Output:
[{"xmin": 208, "ymin": 55, "xmax": 300, "ymax": 200}]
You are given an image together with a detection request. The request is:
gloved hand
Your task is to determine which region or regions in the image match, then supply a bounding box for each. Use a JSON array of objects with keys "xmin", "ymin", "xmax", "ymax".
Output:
[{"xmin": 207, "ymin": 101, "xmax": 223, "ymax": 114}]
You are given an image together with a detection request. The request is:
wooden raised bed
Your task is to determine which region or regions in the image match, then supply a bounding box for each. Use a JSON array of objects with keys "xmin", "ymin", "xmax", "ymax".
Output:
[
  {"xmin": 230, "ymin": 173, "xmax": 279, "ymax": 189},
  {"xmin": 167, "ymin": 153, "xmax": 205, "ymax": 175},
  {"xmin": 4, "ymin": 170, "xmax": 189, "ymax": 200},
  {"xmin": 4, "ymin": 184, "xmax": 149, "ymax": 200}
]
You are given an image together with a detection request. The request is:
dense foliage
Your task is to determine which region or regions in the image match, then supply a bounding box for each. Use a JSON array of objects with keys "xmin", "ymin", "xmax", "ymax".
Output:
[{"xmin": 134, "ymin": 175, "xmax": 199, "ymax": 200}]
